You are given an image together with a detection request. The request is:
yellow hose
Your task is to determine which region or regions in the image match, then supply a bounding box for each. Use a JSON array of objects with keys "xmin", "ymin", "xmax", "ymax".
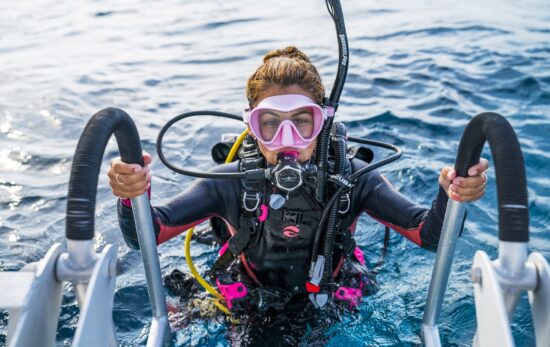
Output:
[{"xmin": 184, "ymin": 129, "xmax": 249, "ymax": 317}]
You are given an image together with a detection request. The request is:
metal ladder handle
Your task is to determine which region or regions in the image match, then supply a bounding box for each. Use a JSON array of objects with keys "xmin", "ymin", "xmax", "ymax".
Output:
[{"xmin": 421, "ymin": 112, "xmax": 530, "ymax": 346}]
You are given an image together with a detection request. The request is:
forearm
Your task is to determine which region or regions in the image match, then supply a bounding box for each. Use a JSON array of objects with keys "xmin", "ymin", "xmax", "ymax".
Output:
[
  {"xmin": 116, "ymin": 162, "xmax": 240, "ymax": 249},
  {"xmin": 117, "ymin": 200, "xmax": 159, "ymax": 249},
  {"xmin": 417, "ymin": 186, "xmax": 450, "ymax": 251},
  {"xmin": 359, "ymin": 171, "xmax": 448, "ymax": 250}
]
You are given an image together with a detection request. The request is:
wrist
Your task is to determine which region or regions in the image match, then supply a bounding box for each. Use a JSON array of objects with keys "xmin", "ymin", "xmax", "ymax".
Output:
[{"xmin": 119, "ymin": 177, "xmax": 152, "ymax": 207}]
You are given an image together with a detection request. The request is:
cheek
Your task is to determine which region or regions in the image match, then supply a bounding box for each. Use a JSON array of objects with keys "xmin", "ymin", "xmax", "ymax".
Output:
[
  {"xmin": 257, "ymin": 142, "xmax": 278, "ymax": 165},
  {"xmin": 298, "ymin": 140, "xmax": 317, "ymax": 162}
]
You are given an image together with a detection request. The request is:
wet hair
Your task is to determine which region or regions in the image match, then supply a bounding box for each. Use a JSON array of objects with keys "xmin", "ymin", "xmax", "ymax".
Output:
[{"xmin": 246, "ymin": 46, "xmax": 325, "ymax": 107}]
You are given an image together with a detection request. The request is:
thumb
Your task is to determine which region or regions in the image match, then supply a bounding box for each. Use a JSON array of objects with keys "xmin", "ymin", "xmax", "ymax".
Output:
[
  {"xmin": 439, "ymin": 166, "xmax": 454, "ymax": 190},
  {"xmin": 440, "ymin": 166, "xmax": 455, "ymax": 181},
  {"xmin": 143, "ymin": 152, "xmax": 153, "ymax": 166}
]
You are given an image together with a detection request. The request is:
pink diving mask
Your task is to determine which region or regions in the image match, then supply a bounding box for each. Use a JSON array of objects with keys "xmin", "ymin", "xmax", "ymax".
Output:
[{"xmin": 243, "ymin": 94, "xmax": 325, "ymax": 150}]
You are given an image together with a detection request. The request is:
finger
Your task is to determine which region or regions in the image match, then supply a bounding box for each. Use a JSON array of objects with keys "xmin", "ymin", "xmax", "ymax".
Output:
[
  {"xmin": 450, "ymin": 184, "xmax": 484, "ymax": 197},
  {"xmin": 445, "ymin": 167, "xmax": 456, "ymax": 181},
  {"xmin": 456, "ymin": 173, "xmax": 487, "ymax": 189},
  {"xmin": 111, "ymin": 167, "xmax": 150, "ymax": 186},
  {"xmin": 109, "ymin": 178, "xmax": 149, "ymax": 196},
  {"xmin": 110, "ymin": 184, "xmax": 149, "ymax": 199},
  {"xmin": 112, "ymin": 163, "xmax": 144, "ymax": 175},
  {"xmin": 468, "ymin": 158, "xmax": 490, "ymax": 176},
  {"xmin": 449, "ymin": 190, "xmax": 464, "ymax": 202},
  {"xmin": 107, "ymin": 169, "xmax": 144, "ymax": 186},
  {"xmin": 458, "ymin": 188, "xmax": 486, "ymax": 202},
  {"xmin": 439, "ymin": 166, "xmax": 454, "ymax": 186}
]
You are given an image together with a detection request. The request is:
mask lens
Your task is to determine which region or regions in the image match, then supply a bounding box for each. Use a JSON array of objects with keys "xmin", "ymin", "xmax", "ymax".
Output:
[
  {"xmin": 257, "ymin": 108, "xmax": 316, "ymax": 141},
  {"xmin": 258, "ymin": 111, "xmax": 282, "ymax": 141},
  {"xmin": 290, "ymin": 109, "xmax": 314, "ymax": 138}
]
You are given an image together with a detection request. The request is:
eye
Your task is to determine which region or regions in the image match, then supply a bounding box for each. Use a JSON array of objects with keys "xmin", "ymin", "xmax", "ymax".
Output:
[
  {"xmin": 263, "ymin": 119, "xmax": 280, "ymax": 127},
  {"xmin": 292, "ymin": 113, "xmax": 313, "ymax": 126}
]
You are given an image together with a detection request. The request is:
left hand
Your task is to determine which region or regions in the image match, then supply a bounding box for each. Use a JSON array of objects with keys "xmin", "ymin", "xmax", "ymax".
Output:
[{"xmin": 439, "ymin": 158, "xmax": 489, "ymax": 202}]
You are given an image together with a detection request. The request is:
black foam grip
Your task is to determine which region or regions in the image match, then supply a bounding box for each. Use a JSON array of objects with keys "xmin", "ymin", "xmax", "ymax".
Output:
[
  {"xmin": 454, "ymin": 112, "xmax": 529, "ymax": 242},
  {"xmin": 66, "ymin": 107, "xmax": 143, "ymax": 240}
]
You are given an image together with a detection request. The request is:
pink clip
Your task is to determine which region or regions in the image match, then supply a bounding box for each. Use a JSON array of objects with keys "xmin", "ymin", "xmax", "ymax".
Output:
[
  {"xmin": 258, "ymin": 204, "xmax": 268, "ymax": 222},
  {"xmin": 218, "ymin": 242, "xmax": 229, "ymax": 257},
  {"xmin": 353, "ymin": 246, "xmax": 365, "ymax": 265},
  {"xmin": 216, "ymin": 279, "xmax": 248, "ymax": 309},
  {"xmin": 334, "ymin": 286, "xmax": 362, "ymax": 309}
]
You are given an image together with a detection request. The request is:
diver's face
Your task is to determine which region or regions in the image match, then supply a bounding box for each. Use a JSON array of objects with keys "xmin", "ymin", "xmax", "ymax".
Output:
[
  {"xmin": 251, "ymin": 85, "xmax": 319, "ymax": 165},
  {"xmin": 257, "ymin": 134, "xmax": 318, "ymax": 165}
]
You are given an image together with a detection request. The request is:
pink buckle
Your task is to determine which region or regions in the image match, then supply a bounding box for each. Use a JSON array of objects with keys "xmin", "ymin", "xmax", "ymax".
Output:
[{"xmin": 216, "ymin": 279, "xmax": 248, "ymax": 309}]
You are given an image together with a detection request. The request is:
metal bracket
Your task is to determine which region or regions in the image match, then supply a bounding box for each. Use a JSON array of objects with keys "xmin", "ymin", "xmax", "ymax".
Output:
[
  {"xmin": 528, "ymin": 253, "xmax": 550, "ymax": 347},
  {"xmin": 72, "ymin": 244, "xmax": 118, "ymax": 347},
  {"xmin": 471, "ymin": 251, "xmax": 514, "ymax": 347},
  {"xmin": 4, "ymin": 243, "xmax": 64, "ymax": 347}
]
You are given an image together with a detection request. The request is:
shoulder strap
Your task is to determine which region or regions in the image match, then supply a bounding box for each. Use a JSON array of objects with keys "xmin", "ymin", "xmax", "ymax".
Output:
[
  {"xmin": 239, "ymin": 135, "xmax": 265, "ymax": 214},
  {"xmin": 212, "ymin": 136, "xmax": 266, "ymax": 271}
]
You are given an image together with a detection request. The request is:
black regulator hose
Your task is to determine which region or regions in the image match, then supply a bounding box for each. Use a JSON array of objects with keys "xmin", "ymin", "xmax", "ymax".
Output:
[
  {"xmin": 325, "ymin": 0, "xmax": 349, "ymax": 107},
  {"xmin": 315, "ymin": 0, "xmax": 349, "ymax": 204},
  {"xmin": 454, "ymin": 112, "xmax": 529, "ymax": 242},
  {"xmin": 321, "ymin": 122, "xmax": 348, "ymax": 283},
  {"xmin": 309, "ymin": 136, "xmax": 402, "ymax": 274},
  {"xmin": 66, "ymin": 107, "xmax": 143, "ymax": 240},
  {"xmin": 156, "ymin": 111, "xmax": 262, "ymax": 179}
]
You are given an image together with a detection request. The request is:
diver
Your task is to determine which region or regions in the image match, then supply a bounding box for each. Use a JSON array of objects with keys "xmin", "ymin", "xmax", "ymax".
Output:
[{"xmin": 107, "ymin": 46, "xmax": 488, "ymax": 343}]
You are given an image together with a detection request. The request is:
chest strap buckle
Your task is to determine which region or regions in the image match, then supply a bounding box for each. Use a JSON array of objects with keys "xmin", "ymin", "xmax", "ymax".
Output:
[
  {"xmin": 339, "ymin": 193, "xmax": 351, "ymax": 214},
  {"xmin": 242, "ymin": 192, "xmax": 261, "ymax": 212}
]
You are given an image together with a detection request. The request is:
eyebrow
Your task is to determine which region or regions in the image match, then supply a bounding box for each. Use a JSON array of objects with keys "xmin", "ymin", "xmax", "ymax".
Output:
[
  {"xmin": 260, "ymin": 108, "xmax": 312, "ymax": 118},
  {"xmin": 260, "ymin": 110, "xmax": 282, "ymax": 118},
  {"xmin": 290, "ymin": 108, "xmax": 313, "ymax": 117}
]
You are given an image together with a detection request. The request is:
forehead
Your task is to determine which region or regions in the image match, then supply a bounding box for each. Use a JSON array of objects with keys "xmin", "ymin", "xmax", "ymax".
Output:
[{"xmin": 255, "ymin": 85, "xmax": 315, "ymax": 106}]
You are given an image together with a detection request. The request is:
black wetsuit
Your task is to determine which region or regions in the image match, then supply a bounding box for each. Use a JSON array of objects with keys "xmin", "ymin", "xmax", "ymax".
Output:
[
  {"xmin": 118, "ymin": 158, "xmax": 448, "ymax": 344},
  {"xmin": 119, "ymin": 159, "xmax": 446, "ymax": 248},
  {"xmin": 119, "ymin": 158, "xmax": 447, "ymax": 295}
]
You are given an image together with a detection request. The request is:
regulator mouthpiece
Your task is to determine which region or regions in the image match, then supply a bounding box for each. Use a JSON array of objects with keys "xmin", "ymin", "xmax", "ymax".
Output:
[{"xmin": 272, "ymin": 151, "xmax": 303, "ymax": 193}]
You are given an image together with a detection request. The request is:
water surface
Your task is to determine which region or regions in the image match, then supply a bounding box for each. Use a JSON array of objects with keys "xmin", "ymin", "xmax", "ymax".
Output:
[{"xmin": 1, "ymin": 0, "xmax": 549, "ymax": 346}]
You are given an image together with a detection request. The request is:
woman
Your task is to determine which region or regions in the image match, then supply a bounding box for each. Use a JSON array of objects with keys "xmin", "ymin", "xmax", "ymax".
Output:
[{"xmin": 108, "ymin": 46, "xmax": 488, "ymax": 339}]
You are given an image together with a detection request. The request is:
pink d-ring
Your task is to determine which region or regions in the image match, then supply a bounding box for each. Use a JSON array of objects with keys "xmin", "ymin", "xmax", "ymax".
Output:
[{"xmin": 258, "ymin": 204, "xmax": 268, "ymax": 222}]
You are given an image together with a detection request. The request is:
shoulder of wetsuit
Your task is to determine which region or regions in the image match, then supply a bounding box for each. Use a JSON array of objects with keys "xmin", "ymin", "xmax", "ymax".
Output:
[{"xmin": 207, "ymin": 160, "xmax": 241, "ymax": 174}]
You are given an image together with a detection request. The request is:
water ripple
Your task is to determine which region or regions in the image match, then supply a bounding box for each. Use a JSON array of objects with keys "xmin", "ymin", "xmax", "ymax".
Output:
[
  {"xmin": 359, "ymin": 25, "xmax": 510, "ymax": 41},
  {"xmin": 0, "ymin": 0, "xmax": 548, "ymax": 345}
]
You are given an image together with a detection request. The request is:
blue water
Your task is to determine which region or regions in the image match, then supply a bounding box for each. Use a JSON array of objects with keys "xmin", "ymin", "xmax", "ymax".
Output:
[{"xmin": 1, "ymin": 0, "xmax": 549, "ymax": 345}]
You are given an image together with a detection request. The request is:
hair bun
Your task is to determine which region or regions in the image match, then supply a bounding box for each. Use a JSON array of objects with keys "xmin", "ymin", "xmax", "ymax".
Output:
[{"xmin": 263, "ymin": 46, "xmax": 311, "ymax": 63}]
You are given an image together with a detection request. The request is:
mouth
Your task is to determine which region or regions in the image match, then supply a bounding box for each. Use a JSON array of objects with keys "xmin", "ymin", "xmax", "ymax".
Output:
[{"xmin": 277, "ymin": 147, "xmax": 302, "ymax": 154}]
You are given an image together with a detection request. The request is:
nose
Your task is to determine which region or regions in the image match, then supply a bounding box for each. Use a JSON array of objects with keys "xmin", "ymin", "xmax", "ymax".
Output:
[{"xmin": 280, "ymin": 122, "xmax": 296, "ymax": 146}]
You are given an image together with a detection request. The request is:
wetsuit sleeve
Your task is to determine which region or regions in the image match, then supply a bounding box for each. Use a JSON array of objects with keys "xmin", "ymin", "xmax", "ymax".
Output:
[
  {"xmin": 352, "ymin": 160, "xmax": 449, "ymax": 252},
  {"xmin": 117, "ymin": 162, "xmax": 241, "ymax": 249}
]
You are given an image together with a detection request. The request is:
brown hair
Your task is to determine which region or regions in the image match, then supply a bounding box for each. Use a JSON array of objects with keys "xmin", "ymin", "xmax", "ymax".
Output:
[{"xmin": 246, "ymin": 46, "xmax": 325, "ymax": 107}]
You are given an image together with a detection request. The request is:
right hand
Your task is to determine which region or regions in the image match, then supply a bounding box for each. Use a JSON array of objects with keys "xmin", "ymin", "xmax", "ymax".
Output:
[{"xmin": 108, "ymin": 152, "xmax": 152, "ymax": 199}]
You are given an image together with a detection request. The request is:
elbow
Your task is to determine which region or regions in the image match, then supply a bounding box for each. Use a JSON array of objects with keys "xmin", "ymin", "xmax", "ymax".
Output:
[
  {"xmin": 121, "ymin": 227, "xmax": 141, "ymax": 250},
  {"xmin": 421, "ymin": 239, "xmax": 439, "ymax": 253}
]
